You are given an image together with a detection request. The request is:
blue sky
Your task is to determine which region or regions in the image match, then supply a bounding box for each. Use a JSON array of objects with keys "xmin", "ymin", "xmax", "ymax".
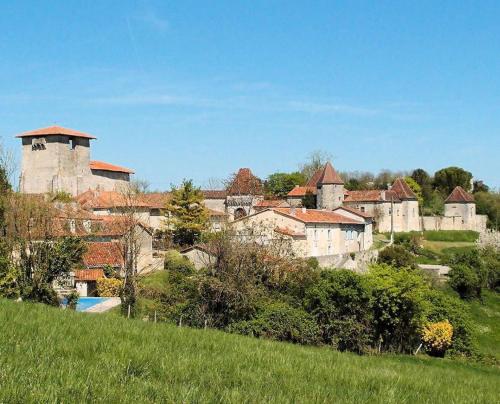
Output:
[{"xmin": 1, "ymin": 1, "xmax": 499, "ymax": 190}]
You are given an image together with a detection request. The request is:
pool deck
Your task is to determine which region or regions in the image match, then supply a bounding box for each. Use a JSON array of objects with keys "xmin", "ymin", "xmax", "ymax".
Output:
[{"xmin": 84, "ymin": 297, "xmax": 121, "ymax": 313}]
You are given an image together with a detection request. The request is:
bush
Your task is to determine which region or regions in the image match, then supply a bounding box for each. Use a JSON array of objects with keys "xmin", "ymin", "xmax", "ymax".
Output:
[
  {"xmin": 424, "ymin": 290, "xmax": 476, "ymax": 357},
  {"xmin": 164, "ymin": 250, "xmax": 195, "ymax": 276},
  {"xmin": 394, "ymin": 232, "xmax": 422, "ymax": 254},
  {"xmin": 424, "ymin": 230, "xmax": 479, "ymax": 242},
  {"xmin": 448, "ymin": 265, "xmax": 481, "ymax": 299},
  {"xmin": 66, "ymin": 290, "xmax": 79, "ymax": 310},
  {"xmin": 421, "ymin": 321, "xmax": 453, "ymax": 357},
  {"xmin": 305, "ymin": 270, "xmax": 372, "ymax": 353},
  {"xmin": 367, "ymin": 264, "xmax": 430, "ymax": 353},
  {"xmin": 97, "ymin": 278, "xmax": 123, "ymax": 297},
  {"xmin": 229, "ymin": 303, "xmax": 320, "ymax": 345},
  {"xmin": 378, "ymin": 245, "xmax": 416, "ymax": 268}
]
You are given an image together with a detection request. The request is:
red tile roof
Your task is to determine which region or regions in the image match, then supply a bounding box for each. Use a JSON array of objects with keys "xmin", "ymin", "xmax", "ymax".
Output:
[
  {"xmin": 74, "ymin": 269, "xmax": 105, "ymax": 281},
  {"xmin": 333, "ymin": 206, "xmax": 373, "ymax": 218},
  {"xmin": 16, "ymin": 125, "xmax": 96, "ymax": 139},
  {"xmin": 90, "ymin": 160, "xmax": 134, "ymax": 174},
  {"xmin": 318, "ymin": 162, "xmax": 344, "ymax": 185},
  {"xmin": 254, "ymin": 199, "xmax": 290, "ymax": 208},
  {"xmin": 306, "ymin": 168, "xmax": 324, "ymax": 187},
  {"xmin": 273, "ymin": 208, "xmax": 363, "ymax": 224},
  {"xmin": 83, "ymin": 242, "xmax": 124, "ymax": 268},
  {"xmin": 344, "ymin": 190, "xmax": 400, "ymax": 203},
  {"xmin": 287, "ymin": 186, "xmax": 317, "ymax": 197},
  {"xmin": 390, "ymin": 178, "xmax": 417, "ymax": 200},
  {"xmin": 202, "ymin": 190, "xmax": 227, "ymax": 199},
  {"xmin": 227, "ymin": 168, "xmax": 263, "ymax": 195},
  {"xmin": 274, "ymin": 226, "xmax": 306, "ymax": 238},
  {"xmin": 76, "ymin": 190, "xmax": 153, "ymax": 209},
  {"xmin": 445, "ymin": 186, "xmax": 475, "ymax": 203}
]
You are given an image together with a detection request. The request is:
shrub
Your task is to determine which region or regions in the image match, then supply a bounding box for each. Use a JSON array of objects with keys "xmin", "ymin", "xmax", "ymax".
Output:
[
  {"xmin": 448, "ymin": 265, "xmax": 481, "ymax": 299},
  {"xmin": 97, "ymin": 278, "xmax": 123, "ymax": 297},
  {"xmin": 304, "ymin": 270, "xmax": 372, "ymax": 353},
  {"xmin": 229, "ymin": 303, "xmax": 320, "ymax": 345},
  {"xmin": 164, "ymin": 250, "xmax": 195, "ymax": 276},
  {"xmin": 66, "ymin": 290, "xmax": 79, "ymax": 310},
  {"xmin": 424, "ymin": 290, "xmax": 476, "ymax": 357},
  {"xmin": 421, "ymin": 320, "xmax": 453, "ymax": 357},
  {"xmin": 366, "ymin": 264, "xmax": 430, "ymax": 353},
  {"xmin": 378, "ymin": 245, "xmax": 416, "ymax": 268},
  {"xmin": 394, "ymin": 232, "xmax": 422, "ymax": 254}
]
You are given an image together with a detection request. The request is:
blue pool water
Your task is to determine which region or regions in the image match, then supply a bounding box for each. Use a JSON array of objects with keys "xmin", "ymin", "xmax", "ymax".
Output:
[{"xmin": 76, "ymin": 297, "xmax": 110, "ymax": 312}]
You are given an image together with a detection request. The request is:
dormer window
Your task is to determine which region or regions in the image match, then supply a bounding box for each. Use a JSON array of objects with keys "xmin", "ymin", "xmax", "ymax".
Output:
[{"xmin": 32, "ymin": 137, "xmax": 46, "ymax": 150}]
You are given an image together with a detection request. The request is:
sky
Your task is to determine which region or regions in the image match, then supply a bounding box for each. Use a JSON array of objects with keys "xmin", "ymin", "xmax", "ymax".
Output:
[{"xmin": 0, "ymin": 1, "xmax": 499, "ymax": 190}]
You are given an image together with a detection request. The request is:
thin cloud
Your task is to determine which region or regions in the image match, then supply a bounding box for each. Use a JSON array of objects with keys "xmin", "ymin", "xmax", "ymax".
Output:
[{"xmin": 287, "ymin": 101, "xmax": 379, "ymax": 116}]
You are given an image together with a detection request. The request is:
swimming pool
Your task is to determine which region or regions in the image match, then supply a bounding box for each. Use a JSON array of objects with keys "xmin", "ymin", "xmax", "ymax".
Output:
[{"xmin": 76, "ymin": 297, "xmax": 111, "ymax": 312}]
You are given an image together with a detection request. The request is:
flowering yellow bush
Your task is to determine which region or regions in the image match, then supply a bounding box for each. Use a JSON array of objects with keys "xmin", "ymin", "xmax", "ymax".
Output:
[
  {"xmin": 421, "ymin": 320, "xmax": 453, "ymax": 356},
  {"xmin": 96, "ymin": 278, "xmax": 123, "ymax": 297}
]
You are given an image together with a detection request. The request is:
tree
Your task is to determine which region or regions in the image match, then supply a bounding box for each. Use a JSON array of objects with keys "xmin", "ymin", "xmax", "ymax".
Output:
[
  {"xmin": 474, "ymin": 191, "xmax": 499, "ymax": 229},
  {"xmin": 378, "ymin": 245, "xmax": 416, "ymax": 268},
  {"xmin": 265, "ymin": 172, "xmax": 306, "ymax": 197},
  {"xmin": 300, "ymin": 150, "xmax": 332, "ymax": 180},
  {"xmin": 411, "ymin": 168, "xmax": 433, "ymax": 206},
  {"xmin": 472, "ymin": 180, "xmax": 489, "ymax": 194},
  {"xmin": 164, "ymin": 179, "xmax": 209, "ymax": 247},
  {"xmin": 404, "ymin": 177, "xmax": 423, "ymax": 207},
  {"xmin": 433, "ymin": 167, "xmax": 473, "ymax": 195}
]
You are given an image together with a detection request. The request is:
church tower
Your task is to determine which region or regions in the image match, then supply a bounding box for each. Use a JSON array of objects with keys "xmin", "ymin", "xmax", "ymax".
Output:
[{"xmin": 316, "ymin": 162, "xmax": 344, "ymax": 210}]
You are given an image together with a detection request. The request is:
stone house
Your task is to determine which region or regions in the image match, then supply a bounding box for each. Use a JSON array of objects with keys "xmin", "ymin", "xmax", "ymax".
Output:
[
  {"xmin": 16, "ymin": 125, "xmax": 134, "ymax": 196},
  {"xmin": 231, "ymin": 206, "xmax": 373, "ymax": 258}
]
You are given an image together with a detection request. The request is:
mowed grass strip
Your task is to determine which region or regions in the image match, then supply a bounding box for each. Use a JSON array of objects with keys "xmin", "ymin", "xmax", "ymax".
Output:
[{"xmin": 0, "ymin": 299, "xmax": 499, "ymax": 403}]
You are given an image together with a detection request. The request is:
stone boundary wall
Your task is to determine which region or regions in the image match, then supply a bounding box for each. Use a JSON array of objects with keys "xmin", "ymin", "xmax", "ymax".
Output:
[{"xmin": 316, "ymin": 249, "xmax": 379, "ymax": 273}]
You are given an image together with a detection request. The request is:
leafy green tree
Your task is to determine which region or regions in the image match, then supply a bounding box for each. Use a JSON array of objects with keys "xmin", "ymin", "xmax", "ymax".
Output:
[
  {"xmin": 404, "ymin": 177, "xmax": 423, "ymax": 207},
  {"xmin": 474, "ymin": 191, "xmax": 499, "ymax": 229},
  {"xmin": 265, "ymin": 172, "xmax": 306, "ymax": 197},
  {"xmin": 448, "ymin": 265, "xmax": 481, "ymax": 300},
  {"xmin": 378, "ymin": 245, "xmax": 416, "ymax": 268},
  {"xmin": 433, "ymin": 167, "xmax": 473, "ymax": 195},
  {"xmin": 472, "ymin": 180, "xmax": 489, "ymax": 194},
  {"xmin": 305, "ymin": 270, "xmax": 372, "ymax": 353},
  {"xmin": 165, "ymin": 180, "xmax": 209, "ymax": 247}
]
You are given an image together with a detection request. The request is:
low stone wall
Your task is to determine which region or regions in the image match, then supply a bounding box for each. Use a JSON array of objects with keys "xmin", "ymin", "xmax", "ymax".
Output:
[
  {"xmin": 422, "ymin": 215, "xmax": 487, "ymax": 232},
  {"xmin": 316, "ymin": 250, "xmax": 379, "ymax": 273}
]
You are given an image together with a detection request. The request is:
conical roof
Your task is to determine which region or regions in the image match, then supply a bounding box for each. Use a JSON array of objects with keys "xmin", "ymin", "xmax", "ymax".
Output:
[
  {"xmin": 317, "ymin": 162, "xmax": 344, "ymax": 185},
  {"xmin": 445, "ymin": 186, "xmax": 475, "ymax": 203},
  {"xmin": 390, "ymin": 178, "xmax": 418, "ymax": 200}
]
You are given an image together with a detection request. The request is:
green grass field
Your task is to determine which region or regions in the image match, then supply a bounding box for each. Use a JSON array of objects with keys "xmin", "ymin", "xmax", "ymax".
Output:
[
  {"xmin": 0, "ymin": 299, "xmax": 499, "ymax": 403},
  {"xmin": 467, "ymin": 291, "xmax": 500, "ymax": 360}
]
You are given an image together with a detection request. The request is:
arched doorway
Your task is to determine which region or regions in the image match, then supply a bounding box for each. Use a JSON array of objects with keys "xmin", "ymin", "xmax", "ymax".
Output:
[{"xmin": 234, "ymin": 207, "xmax": 247, "ymax": 220}]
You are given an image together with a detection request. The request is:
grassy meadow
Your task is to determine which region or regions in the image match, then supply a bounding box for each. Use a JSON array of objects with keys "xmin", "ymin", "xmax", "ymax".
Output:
[{"xmin": 0, "ymin": 298, "xmax": 499, "ymax": 403}]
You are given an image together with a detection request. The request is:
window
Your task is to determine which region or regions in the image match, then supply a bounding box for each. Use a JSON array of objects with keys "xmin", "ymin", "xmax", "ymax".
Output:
[
  {"xmin": 360, "ymin": 206, "xmax": 365, "ymax": 213},
  {"xmin": 327, "ymin": 244, "xmax": 332, "ymax": 254},
  {"xmin": 327, "ymin": 229, "xmax": 331, "ymax": 240}
]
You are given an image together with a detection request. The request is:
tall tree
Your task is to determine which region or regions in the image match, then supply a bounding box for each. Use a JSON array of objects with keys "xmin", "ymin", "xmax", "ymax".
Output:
[
  {"xmin": 165, "ymin": 179, "xmax": 209, "ymax": 246},
  {"xmin": 433, "ymin": 167, "xmax": 473, "ymax": 195},
  {"xmin": 404, "ymin": 177, "xmax": 424, "ymax": 207},
  {"xmin": 300, "ymin": 150, "xmax": 332, "ymax": 181},
  {"xmin": 265, "ymin": 172, "xmax": 306, "ymax": 197}
]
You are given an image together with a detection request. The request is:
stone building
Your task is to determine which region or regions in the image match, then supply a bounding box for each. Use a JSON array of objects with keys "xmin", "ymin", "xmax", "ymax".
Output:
[
  {"xmin": 17, "ymin": 125, "xmax": 134, "ymax": 196},
  {"xmin": 287, "ymin": 162, "xmax": 486, "ymax": 233}
]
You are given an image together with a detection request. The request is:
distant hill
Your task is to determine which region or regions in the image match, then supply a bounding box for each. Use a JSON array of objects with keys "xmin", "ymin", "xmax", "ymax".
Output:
[{"xmin": 0, "ymin": 299, "xmax": 498, "ymax": 403}]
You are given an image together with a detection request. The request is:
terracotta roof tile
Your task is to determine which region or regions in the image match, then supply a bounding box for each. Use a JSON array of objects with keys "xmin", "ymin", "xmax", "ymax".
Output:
[
  {"xmin": 333, "ymin": 206, "xmax": 373, "ymax": 218},
  {"xmin": 344, "ymin": 190, "xmax": 400, "ymax": 202},
  {"xmin": 227, "ymin": 168, "xmax": 263, "ymax": 195},
  {"xmin": 83, "ymin": 242, "xmax": 123, "ymax": 268},
  {"xmin": 445, "ymin": 186, "xmax": 475, "ymax": 203},
  {"xmin": 287, "ymin": 186, "xmax": 317, "ymax": 197},
  {"xmin": 390, "ymin": 178, "xmax": 417, "ymax": 200},
  {"xmin": 306, "ymin": 168, "xmax": 324, "ymax": 187},
  {"xmin": 318, "ymin": 162, "xmax": 344, "ymax": 185},
  {"xmin": 273, "ymin": 208, "xmax": 363, "ymax": 224},
  {"xmin": 16, "ymin": 125, "xmax": 96, "ymax": 139},
  {"xmin": 90, "ymin": 160, "xmax": 134, "ymax": 174},
  {"xmin": 202, "ymin": 190, "xmax": 227, "ymax": 199},
  {"xmin": 74, "ymin": 269, "xmax": 105, "ymax": 281},
  {"xmin": 254, "ymin": 199, "xmax": 290, "ymax": 208},
  {"xmin": 274, "ymin": 226, "xmax": 306, "ymax": 238},
  {"xmin": 76, "ymin": 190, "xmax": 153, "ymax": 209}
]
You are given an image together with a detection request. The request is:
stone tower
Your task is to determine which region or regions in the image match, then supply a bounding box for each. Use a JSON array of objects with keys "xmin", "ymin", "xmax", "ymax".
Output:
[
  {"xmin": 17, "ymin": 126, "xmax": 95, "ymax": 195},
  {"xmin": 444, "ymin": 186, "xmax": 476, "ymax": 228},
  {"xmin": 316, "ymin": 162, "xmax": 344, "ymax": 210}
]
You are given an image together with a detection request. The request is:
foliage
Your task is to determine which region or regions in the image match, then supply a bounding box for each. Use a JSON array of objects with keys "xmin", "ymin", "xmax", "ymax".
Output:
[
  {"xmin": 300, "ymin": 150, "xmax": 331, "ymax": 180},
  {"xmin": 433, "ymin": 166, "xmax": 473, "ymax": 195},
  {"xmin": 97, "ymin": 278, "xmax": 123, "ymax": 297},
  {"xmin": 304, "ymin": 270, "xmax": 372, "ymax": 353},
  {"xmin": 265, "ymin": 172, "xmax": 306, "ymax": 197},
  {"xmin": 229, "ymin": 303, "xmax": 320, "ymax": 345},
  {"xmin": 366, "ymin": 264, "xmax": 430, "ymax": 353},
  {"xmin": 164, "ymin": 179, "xmax": 209, "ymax": 247},
  {"xmin": 0, "ymin": 251, "xmax": 20, "ymax": 299},
  {"xmin": 65, "ymin": 290, "xmax": 79, "ymax": 310},
  {"xmin": 164, "ymin": 250, "xmax": 195, "ymax": 276},
  {"xmin": 404, "ymin": 177, "xmax": 423, "ymax": 207},
  {"xmin": 474, "ymin": 191, "xmax": 499, "ymax": 229},
  {"xmin": 448, "ymin": 265, "xmax": 481, "ymax": 300},
  {"xmin": 421, "ymin": 321, "xmax": 453, "ymax": 357},
  {"xmin": 49, "ymin": 191, "xmax": 73, "ymax": 203},
  {"xmin": 378, "ymin": 245, "xmax": 416, "ymax": 268},
  {"xmin": 422, "ymin": 189, "xmax": 444, "ymax": 215},
  {"xmin": 472, "ymin": 180, "xmax": 489, "ymax": 194}
]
